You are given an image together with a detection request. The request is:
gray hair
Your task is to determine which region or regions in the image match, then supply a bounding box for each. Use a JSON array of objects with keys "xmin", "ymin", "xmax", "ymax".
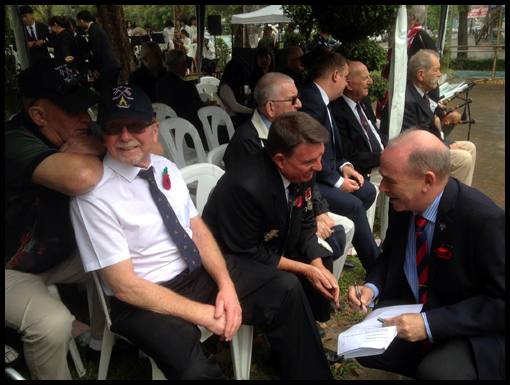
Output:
[
  {"xmin": 165, "ymin": 49, "xmax": 186, "ymax": 68},
  {"xmin": 408, "ymin": 49, "xmax": 439, "ymax": 79},
  {"xmin": 266, "ymin": 111, "xmax": 329, "ymax": 158},
  {"xmin": 408, "ymin": 5, "xmax": 427, "ymax": 25},
  {"xmin": 254, "ymin": 72, "xmax": 295, "ymax": 108},
  {"xmin": 387, "ymin": 128, "xmax": 451, "ymax": 181}
]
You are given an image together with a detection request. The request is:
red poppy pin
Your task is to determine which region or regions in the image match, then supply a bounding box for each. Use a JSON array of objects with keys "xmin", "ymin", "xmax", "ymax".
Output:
[
  {"xmin": 294, "ymin": 196, "xmax": 303, "ymax": 208},
  {"xmin": 163, "ymin": 167, "xmax": 171, "ymax": 190},
  {"xmin": 435, "ymin": 244, "xmax": 453, "ymax": 260}
]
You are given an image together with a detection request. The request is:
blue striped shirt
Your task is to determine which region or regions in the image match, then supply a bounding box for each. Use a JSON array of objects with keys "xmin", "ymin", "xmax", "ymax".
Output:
[{"xmin": 366, "ymin": 191, "xmax": 444, "ymax": 342}]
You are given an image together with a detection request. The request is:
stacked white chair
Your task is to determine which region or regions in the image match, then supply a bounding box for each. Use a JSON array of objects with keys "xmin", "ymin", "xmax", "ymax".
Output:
[
  {"xmin": 152, "ymin": 103, "xmax": 178, "ymax": 121},
  {"xmin": 179, "ymin": 163, "xmax": 254, "ymax": 380},
  {"xmin": 197, "ymin": 106, "xmax": 235, "ymax": 150},
  {"xmin": 158, "ymin": 118, "xmax": 207, "ymax": 169}
]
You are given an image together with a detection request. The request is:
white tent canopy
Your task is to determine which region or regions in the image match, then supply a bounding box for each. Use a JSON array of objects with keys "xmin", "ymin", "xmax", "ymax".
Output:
[{"xmin": 231, "ymin": 5, "xmax": 292, "ymax": 24}]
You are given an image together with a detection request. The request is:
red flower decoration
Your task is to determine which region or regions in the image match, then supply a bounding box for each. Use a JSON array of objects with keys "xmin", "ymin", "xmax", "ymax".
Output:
[
  {"xmin": 163, "ymin": 167, "xmax": 171, "ymax": 190},
  {"xmin": 294, "ymin": 196, "xmax": 303, "ymax": 207},
  {"xmin": 435, "ymin": 245, "xmax": 453, "ymax": 260}
]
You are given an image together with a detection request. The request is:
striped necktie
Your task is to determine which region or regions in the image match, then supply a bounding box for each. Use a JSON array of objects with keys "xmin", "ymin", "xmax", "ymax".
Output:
[
  {"xmin": 138, "ymin": 168, "xmax": 202, "ymax": 273},
  {"xmin": 415, "ymin": 215, "xmax": 429, "ymax": 304}
]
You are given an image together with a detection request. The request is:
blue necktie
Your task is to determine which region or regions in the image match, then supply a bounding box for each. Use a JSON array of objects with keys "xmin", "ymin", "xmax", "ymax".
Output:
[
  {"xmin": 138, "ymin": 168, "xmax": 202, "ymax": 273},
  {"xmin": 415, "ymin": 215, "xmax": 429, "ymax": 304},
  {"xmin": 356, "ymin": 103, "xmax": 383, "ymax": 153}
]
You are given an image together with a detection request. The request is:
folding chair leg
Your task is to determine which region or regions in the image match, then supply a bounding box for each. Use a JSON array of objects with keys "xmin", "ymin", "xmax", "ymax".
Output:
[
  {"xmin": 231, "ymin": 325, "xmax": 253, "ymax": 380},
  {"xmin": 97, "ymin": 324, "xmax": 115, "ymax": 380}
]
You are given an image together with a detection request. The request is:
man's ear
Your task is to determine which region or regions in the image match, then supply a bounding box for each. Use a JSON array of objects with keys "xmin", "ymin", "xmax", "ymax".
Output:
[
  {"xmin": 422, "ymin": 171, "xmax": 437, "ymax": 192},
  {"xmin": 417, "ymin": 69, "xmax": 425, "ymax": 82},
  {"xmin": 27, "ymin": 105, "xmax": 47, "ymax": 128},
  {"xmin": 271, "ymin": 153, "xmax": 285, "ymax": 170}
]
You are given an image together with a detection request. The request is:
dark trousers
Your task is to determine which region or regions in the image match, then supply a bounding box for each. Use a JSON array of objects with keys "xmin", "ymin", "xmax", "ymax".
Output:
[
  {"xmin": 97, "ymin": 68, "xmax": 120, "ymax": 92},
  {"xmin": 110, "ymin": 255, "xmax": 333, "ymax": 380},
  {"xmin": 318, "ymin": 181, "xmax": 379, "ymax": 274}
]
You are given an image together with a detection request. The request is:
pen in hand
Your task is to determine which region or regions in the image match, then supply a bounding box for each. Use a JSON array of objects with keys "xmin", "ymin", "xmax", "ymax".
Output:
[
  {"xmin": 377, "ymin": 318, "xmax": 387, "ymax": 324},
  {"xmin": 354, "ymin": 281, "xmax": 363, "ymax": 312}
]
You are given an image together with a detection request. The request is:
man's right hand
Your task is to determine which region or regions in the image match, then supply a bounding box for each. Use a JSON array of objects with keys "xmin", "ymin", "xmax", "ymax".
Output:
[{"xmin": 347, "ymin": 284, "xmax": 374, "ymax": 313}]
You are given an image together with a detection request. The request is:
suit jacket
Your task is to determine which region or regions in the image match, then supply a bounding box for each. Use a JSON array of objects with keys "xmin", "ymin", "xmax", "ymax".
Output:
[
  {"xmin": 299, "ymin": 82, "xmax": 349, "ymax": 187},
  {"xmin": 330, "ymin": 95, "xmax": 387, "ymax": 180},
  {"xmin": 223, "ymin": 109, "xmax": 268, "ymax": 170},
  {"xmin": 87, "ymin": 22, "xmax": 120, "ymax": 73},
  {"xmin": 203, "ymin": 149, "xmax": 332, "ymax": 269},
  {"xmin": 27, "ymin": 21, "xmax": 51, "ymax": 65},
  {"xmin": 367, "ymin": 178, "xmax": 505, "ymax": 380},
  {"xmin": 155, "ymin": 72, "xmax": 209, "ymax": 150}
]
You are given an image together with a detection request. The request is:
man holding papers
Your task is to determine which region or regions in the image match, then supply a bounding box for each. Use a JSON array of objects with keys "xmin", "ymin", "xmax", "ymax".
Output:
[{"xmin": 347, "ymin": 129, "xmax": 505, "ymax": 380}]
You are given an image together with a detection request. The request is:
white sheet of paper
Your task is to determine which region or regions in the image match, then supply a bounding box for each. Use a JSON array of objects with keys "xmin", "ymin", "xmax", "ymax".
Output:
[{"xmin": 337, "ymin": 304, "xmax": 423, "ymax": 358}]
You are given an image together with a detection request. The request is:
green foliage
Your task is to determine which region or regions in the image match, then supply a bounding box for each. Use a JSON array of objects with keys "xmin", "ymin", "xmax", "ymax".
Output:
[
  {"xmin": 213, "ymin": 37, "xmax": 231, "ymax": 76},
  {"xmin": 450, "ymin": 57, "xmax": 506, "ymax": 71},
  {"xmin": 282, "ymin": 32, "xmax": 307, "ymax": 50},
  {"xmin": 336, "ymin": 38, "xmax": 387, "ymax": 72},
  {"xmin": 368, "ymin": 72, "xmax": 389, "ymax": 103},
  {"xmin": 311, "ymin": 5, "xmax": 398, "ymax": 43},
  {"xmin": 282, "ymin": 5, "xmax": 315, "ymax": 40}
]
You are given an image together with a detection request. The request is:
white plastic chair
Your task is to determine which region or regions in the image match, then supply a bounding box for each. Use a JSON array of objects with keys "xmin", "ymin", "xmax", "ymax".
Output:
[
  {"xmin": 196, "ymin": 83, "xmax": 217, "ymax": 99},
  {"xmin": 152, "ymin": 103, "xmax": 178, "ymax": 121},
  {"xmin": 366, "ymin": 167, "xmax": 383, "ymax": 233},
  {"xmin": 46, "ymin": 284, "xmax": 86, "ymax": 378},
  {"xmin": 158, "ymin": 118, "xmax": 207, "ymax": 169},
  {"xmin": 179, "ymin": 163, "xmax": 254, "ymax": 380},
  {"xmin": 91, "ymin": 271, "xmax": 213, "ymax": 380},
  {"xmin": 199, "ymin": 76, "xmax": 220, "ymax": 89},
  {"xmin": 197, "ymin": 106, "xmax": 236, "ymax": 150},
  {"xmin": 206, "ymin": 143, "xmax": 228, "ymax": 170}
]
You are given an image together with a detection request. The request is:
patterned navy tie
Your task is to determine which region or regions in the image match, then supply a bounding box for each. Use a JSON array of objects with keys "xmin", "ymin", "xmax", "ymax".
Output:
[
  {"xmin": 356, "ymin": 103, "xmax": 383, "ymax": 153},
  {"xmin": 138, "ymin": 168, "xmax": 202, "ymax": 273},
  {"xmin": 415, "ymin": 215, "xmax": 429, "ymax": 304}
]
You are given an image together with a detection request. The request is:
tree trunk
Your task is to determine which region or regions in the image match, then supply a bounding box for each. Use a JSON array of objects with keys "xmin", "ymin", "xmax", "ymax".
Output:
[
  {"xmin": 95, "ymin": 5, "xmax": 136, "ymax": 84},
  {"xmin": 457, "ymin": 6, "xmax": 469, "ymax": 69}
]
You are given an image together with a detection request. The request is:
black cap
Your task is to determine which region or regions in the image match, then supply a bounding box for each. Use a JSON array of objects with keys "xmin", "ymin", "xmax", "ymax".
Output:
[
  {"xmin": 18, "ymin": 58, "xmax": 99, "ymax": 113},
  {"xmin": 97, "ymin": 84, "xmax": 154, "ymax": 126}
]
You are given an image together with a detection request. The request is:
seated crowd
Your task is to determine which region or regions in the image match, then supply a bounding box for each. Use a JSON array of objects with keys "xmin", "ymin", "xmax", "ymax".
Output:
[{"xmin": 5, "ymin": 7, "xmax": 504, "ymax": 381}]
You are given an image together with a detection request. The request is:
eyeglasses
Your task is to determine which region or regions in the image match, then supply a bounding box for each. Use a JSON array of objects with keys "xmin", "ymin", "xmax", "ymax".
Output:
[
  {"xmin": 102, "ymin": 121, "xmax": 152, "ymax": 136},
  {"xmin": 263, "ymin": 93, "xmax": 301, "ymax": 107}
]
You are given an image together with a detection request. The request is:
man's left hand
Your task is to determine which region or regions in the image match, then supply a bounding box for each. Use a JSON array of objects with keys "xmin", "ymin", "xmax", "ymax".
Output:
[
  {"xmin": 343, "ymin": 165, "xmax": 364, "ymax": 187},
  {"xmin": 383, "ymin": 313, "xmax": 428, "ymax": 342}
]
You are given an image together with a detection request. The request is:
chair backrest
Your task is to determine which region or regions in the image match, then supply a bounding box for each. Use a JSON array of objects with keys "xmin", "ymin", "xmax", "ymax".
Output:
[
  {"xmin": 179, "ymin": 163, "xmax": 225, "ymax": 215},
  {"xmin": 197, "ymin": 106, "xmax": 236, "ymax": 149},
  {"xmin": 206, "ymin": 143, "xmax": 228, "ymax": 170},
  {"xmin": 92, "ymin": 271, "xmax": 113, "ymax": 329},
  {"xmin": 158, "ymin": 118, "xmax": 207, "ymax": 169},
  {"xmin": 152, "ymin": 103, "xmax": 178, "ymax": 121},
  {"xmin": 196, "ymin": 83, "xmax": 216, "ymax": 97},
  {"xmin": 199, "ymin": 76, "xmax": 220, "ymax": 88}
]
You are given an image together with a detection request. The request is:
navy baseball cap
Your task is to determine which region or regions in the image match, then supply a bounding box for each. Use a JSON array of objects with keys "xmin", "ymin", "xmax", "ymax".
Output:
[
  {"xmin": 18, "ymin": 58, "xmax": 98, "ymax": 113},
  {"xmin": 97, "ymin": 84, "xmax": 154, "ymax": 126}
]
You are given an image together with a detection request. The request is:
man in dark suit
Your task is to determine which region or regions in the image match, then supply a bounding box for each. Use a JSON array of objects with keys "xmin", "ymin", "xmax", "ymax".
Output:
[
  {"xmin": 348, "ymin": 129, "xmax": 505, "ymax": 380},
  {"xmin": 278, "ymin": 46, "xmax": 306, "ymax": 91},
  {"xmin": 20, "ymin": 5, "xmax": 51, "ymax": 66},
  {"xmin": 330, "ymin": 61, "xmax": 387, "ymax": 181},
  {"xmin": 156, "ymin": 49, "xmax": 214, "ymax": 151},
  {"xmin": 299, "ymin": 52, "xmax": 379, "ymax": 274},
  {"xmin": 77, "ymin": 10, "xmax": 121, "ymax": 92},
  {"xmin": 381, "ymin": 49, "xmax": 476, "ymax": 187},
  {"xmin": 203, "ymin": 112, "xmax": 345, "ymax": 365}
]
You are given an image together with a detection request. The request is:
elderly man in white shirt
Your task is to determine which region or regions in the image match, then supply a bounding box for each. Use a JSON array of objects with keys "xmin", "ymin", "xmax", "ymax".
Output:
[{"xmin": 70, "ymin": 84, "xmax": 335, "ymax": 380}]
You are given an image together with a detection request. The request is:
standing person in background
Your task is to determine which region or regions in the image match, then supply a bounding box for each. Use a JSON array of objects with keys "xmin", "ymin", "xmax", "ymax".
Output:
[
  {"xmin": 77, "ymin": 9, "xmax": 121, "ymax": 92},
  {"xmin": 47, "ymin": 16, "xmax": 77, "ymax": 66},
  {"xmin": 20, "ymin": 5, "xmax": 51, "ymax": 66}
]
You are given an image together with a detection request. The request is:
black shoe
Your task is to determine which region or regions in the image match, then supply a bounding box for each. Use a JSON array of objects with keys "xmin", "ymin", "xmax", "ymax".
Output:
[
  {"xmin": 325, "ymin": 348, "xmax": 344, "ymax": 365},
  {"xmin": 316, "ymin": 323, "xmax": 326, "ymax": 338},
  {"xmin": 343, "ymin": 261, "xmax": 356, "ymax": 270}
]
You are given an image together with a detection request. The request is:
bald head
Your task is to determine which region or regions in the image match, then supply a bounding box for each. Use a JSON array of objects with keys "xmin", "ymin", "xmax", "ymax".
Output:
[
  {"xmin": 344, "ymin": 61, "xmax": 373, "ymax": 102},
  {"xmin": 386, "ymin": 129, "xmax": 451, "ymax": 182},
  {"xmin": 379, "ymin": 128, "xmax": 451, "ymax": 213}
]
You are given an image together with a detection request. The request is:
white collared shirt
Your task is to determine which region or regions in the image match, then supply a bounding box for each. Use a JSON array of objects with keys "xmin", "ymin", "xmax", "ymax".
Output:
[
  {"xmin": 313, "ymin": 82, "xmax": 351, "ymax": 188},
  {"xmin": 342, "ymin": 95, "xmax": 384, "ymax": 151},
  {"xmin": 70, "ymin": 153, "xmax": 196, "ymax": 295},
  {"xmin": 413, "ymin": 83, "xmax": 438, "ymax": 114}
]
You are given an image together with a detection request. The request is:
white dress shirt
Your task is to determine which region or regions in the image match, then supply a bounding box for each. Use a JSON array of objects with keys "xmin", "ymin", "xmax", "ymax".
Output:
[
  {"xmin": 70, "ymin": 153, "xmax": 196, "ymax": 295},
  {"xmin": 313, "ymin": 82, "xmax": 352, "ymax": 189},
  {"xmin": 342, "ymin": 95, "xmax": 384, "ymax": 151}
]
